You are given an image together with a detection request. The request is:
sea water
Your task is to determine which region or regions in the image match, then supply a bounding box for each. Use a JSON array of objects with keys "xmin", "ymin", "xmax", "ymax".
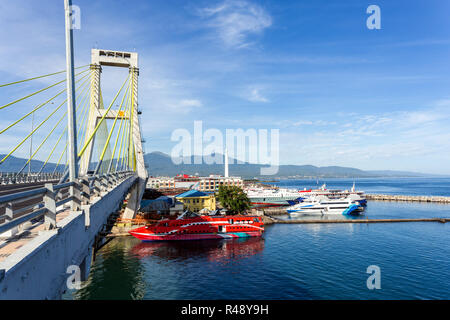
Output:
[{"xmin": 66, "ymin": 178, "xmax": 450, "ymax": 300}]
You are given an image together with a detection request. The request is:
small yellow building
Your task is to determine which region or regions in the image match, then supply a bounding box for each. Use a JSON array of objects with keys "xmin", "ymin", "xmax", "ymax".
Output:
[{"xmin": 175, "ymin": 190, "xmax": 216, "ymax": 212}]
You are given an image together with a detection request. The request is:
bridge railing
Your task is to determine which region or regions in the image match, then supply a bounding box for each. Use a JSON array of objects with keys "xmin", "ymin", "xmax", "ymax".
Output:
[
  {"xmin": 0, "ymin": 171, "xmax": 135, "ymax": 236},
  {"xmin": 0, "ymin": 172, "xmax": 63, "ymax": 185}
]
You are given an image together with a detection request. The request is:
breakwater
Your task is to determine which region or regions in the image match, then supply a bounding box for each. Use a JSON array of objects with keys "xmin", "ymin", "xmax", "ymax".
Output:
[
  {"xmin": 366, "ymin": 194, "xmax": 450, "ymax": 203},
  {"xmin": 270, "ymin": 217, "xmax": 449, "ymax": 224}
]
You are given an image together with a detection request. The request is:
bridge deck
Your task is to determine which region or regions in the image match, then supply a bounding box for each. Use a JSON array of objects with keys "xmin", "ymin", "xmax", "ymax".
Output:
[{"xmin": 0, "ymin": 209, "xmax": 71, "ymax": 263}]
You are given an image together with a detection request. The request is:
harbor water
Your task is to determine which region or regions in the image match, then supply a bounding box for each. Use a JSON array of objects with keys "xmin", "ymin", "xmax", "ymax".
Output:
[
  {"xmin": 268, "ymin": 177, "xmax": 450, "ymax": 197},
  {"xmin": 66, "ymin": 178, "xmax": 450, "ymax": 300}
]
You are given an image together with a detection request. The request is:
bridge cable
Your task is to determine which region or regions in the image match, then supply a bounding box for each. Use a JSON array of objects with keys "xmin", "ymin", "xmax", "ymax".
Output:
[
  {"xmin": 52, "ymin": 142, "xmax": 67, "ymax": 174},
  {"xmin": 76, "ymin": 87, "xmax": 91, "ymax": 145},
  {"xmin": 77, "ymin": 74, "xmax": 130, "ymax": 159},
  {"xmin": 107, "ymin": 87, "xmax": 130, "ymax": 172},
  {"xmin": 38, "ymin": 78, "xmax": 91, "ymax": 174},
  {"xmin": 117, "ymin": 84, "xmax": 132, "ymax": 172},
  {"xmin": 93, "ymin": 77, "xmax": 131, "ymax": 175},
  {"xmin": 22, "ymin": 78, "xmax": 92, "ymax": 174},
  {"xmin": 0, "ymin": 71, "xmax": 90, "ymax": 135},
  {"xmin": 109, "ymin": 83, "xmax": 132, "ymax": 173},
  {"xmin": 14, "ymin": 78, "xmax": 91, "ymax": 173},
  {"xmin": 0, "ymin": 68, "xmax": 90, "ymax": 111},
  {"xmin": 124, "ymin": 102, "xmax": 132, "ymax": 171},
  {"xmin": 128, "ymin": 72, "xmax": 135, "ymax": 171},
  {"xmin": 0, "ymin": 75, "xmax": 91, "ymax": 165},
  {"xmin": 38, "ymin": 127, "xmax": 67, "ymax": 174},
  {"xmin": 0, "ymin": 65, "xmax": 89, "ymax": 88},
  {"xmin": 118, "ymin": 97, "xmax": 131, "ymax": 172},
  {"xmin": 54, "ymin": 76, "xmax": 94, "ymax": 177},
  {"xmin": 116, "ymin": 102, "xmax": 130, "ymax": 172}
]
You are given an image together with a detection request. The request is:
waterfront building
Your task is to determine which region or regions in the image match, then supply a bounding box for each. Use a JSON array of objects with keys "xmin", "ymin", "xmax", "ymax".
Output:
[
  {"xmin": 146, "ymin": 176, "xmax": 176, "ymax": 189},
  {"xmin": 175, "ymin": 190, "xmax": 216, "ymax": 212},
  {"xmin": 147, "ymin": 174, "xmax": 244, "ymax": 192},
  {"xmin": 197, "ymin": 175, "xmax": 244, "ymax": 192}
]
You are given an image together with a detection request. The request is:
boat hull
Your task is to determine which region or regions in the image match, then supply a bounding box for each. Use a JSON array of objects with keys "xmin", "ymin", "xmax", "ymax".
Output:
[
  {"xmin": 250, "ymin": 197, "xmax": 305, "ymax": 207},
  {"xmin": 129, "ymin": 230, "xmax": 263, "ymax": 242},
  {"xmin": 287, "ymin": 204, "xmax": 362, "ymax": 216}
]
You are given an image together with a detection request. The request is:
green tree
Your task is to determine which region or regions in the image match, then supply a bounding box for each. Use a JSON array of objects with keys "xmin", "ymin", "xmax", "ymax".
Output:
[{"xmin": 216, "ymin": 185, "xmax": 251, "ymax": 215}]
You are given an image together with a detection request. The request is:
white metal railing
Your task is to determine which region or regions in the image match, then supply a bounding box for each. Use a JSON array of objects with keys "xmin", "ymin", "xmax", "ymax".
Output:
[{"xmin": 0, "ymin": 171, "xmax": 135, "ymax": 235}]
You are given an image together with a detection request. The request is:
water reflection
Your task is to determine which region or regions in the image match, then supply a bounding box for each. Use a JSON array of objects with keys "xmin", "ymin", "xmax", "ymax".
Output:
[
  {"xmin": 72, "ymin": 237, "xmax": 147, "ymax": 300},
  {"xmin": 278, "ymin": 213, "xmax": 367, "ymax": 222},
  {"xmin": 131, "ymin": 236, "xmax": 265, "ymax": 264}
]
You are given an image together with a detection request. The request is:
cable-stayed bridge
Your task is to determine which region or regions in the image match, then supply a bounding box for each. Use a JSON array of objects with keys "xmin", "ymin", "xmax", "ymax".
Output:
[{"xmin": 0, "ymin": 3, "xmax": 148, "ymax": 299}]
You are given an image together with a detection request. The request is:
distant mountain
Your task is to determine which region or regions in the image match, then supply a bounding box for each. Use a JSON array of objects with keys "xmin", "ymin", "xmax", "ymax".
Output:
[
  {"xmin": 0, "ymin": 152, "xmax": 434, "ymax": 178},
  {"xmin": 0, "ymin": 154, "xmax": 64, "ymax": 173},
  {"xmin": 365, "ymin": 170, "xmax": 437, "ymax": 177},
  {"xmin": 144, "ymin": 152, "xmax": 432, "ymax": 179}
]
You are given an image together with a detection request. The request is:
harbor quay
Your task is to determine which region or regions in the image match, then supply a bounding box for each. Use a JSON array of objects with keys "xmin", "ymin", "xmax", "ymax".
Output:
[{"xmin": 366, "ymin": 194, "xmax": 450, "ymax": 203}]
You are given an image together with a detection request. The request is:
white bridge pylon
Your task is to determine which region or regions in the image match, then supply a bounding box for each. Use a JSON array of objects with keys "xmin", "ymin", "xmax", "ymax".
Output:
[{"xmin": 79, "ymin": 49, "xmax": 148, "ymax": 219}]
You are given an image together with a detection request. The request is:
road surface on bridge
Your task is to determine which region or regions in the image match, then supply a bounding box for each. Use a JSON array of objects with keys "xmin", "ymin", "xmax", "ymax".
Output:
[
  {"xmin": 0, "ymin": 208, "xmax": 72, "ymax": 263},
  {"xmin": 0, "ymin": 181, "xmax": 70, "ymax": 264}
]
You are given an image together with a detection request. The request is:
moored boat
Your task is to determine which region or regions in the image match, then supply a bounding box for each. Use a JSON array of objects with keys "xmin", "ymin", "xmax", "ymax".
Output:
[
  {"xmin": 245, "ymin": 186, "xmax": 304, "ymax": 206},
  {"xmin": 129, "ymin": 211, "xmax": 264, "ymax": 242},
  {"xmin": 298, "ymin": 183, "xmax": 367, "ymax": 206},
  {"xmin": 286, "ymin": 195, "xmax": 363, "ymax": 216}
]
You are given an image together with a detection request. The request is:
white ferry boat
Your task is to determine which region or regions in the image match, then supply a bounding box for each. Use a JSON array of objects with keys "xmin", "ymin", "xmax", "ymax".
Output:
[
  {"xmin": 286, "ymin": 195, "xmax": 363, "ymax": 216},
  {"xmin": 245, "ymin": 186, "xmax": 304, "ymax": 206},
  {"xmin": 299, "ymin": 183, "xmax": 367, "ymax": 206}
]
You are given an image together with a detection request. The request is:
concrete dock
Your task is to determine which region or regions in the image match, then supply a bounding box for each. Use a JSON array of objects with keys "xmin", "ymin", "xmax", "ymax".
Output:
[
  {"xmin": 366, "ymin": 194, "xmax": 450, "ymax": 203},
  {"xmin": 269, "ymin": 217, "xmax": 449, "ymax": 224}
]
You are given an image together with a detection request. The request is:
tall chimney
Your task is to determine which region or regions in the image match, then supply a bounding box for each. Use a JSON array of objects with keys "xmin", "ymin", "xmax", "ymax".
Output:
[{"xmin": 224, "ymin": 148, "xmax": 229, "ymax": 177}]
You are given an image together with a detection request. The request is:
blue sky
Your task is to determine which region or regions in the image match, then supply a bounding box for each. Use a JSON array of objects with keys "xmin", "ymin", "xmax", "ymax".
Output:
[{"xmin": 0, "ymin": 0, "xmax": 450, "ymax": 174}]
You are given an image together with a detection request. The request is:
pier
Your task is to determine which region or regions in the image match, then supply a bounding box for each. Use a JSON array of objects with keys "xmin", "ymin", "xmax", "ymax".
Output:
[
  {"xmin": 269, "ymin": 217, "xmax": 449, "ymax": 224},
  {"xmin": 366, "ymin": 194, "xmax": 450, "ymax": 203}
]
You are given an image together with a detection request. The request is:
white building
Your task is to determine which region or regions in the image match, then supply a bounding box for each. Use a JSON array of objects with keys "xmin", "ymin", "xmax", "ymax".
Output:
[
  {"xmin": 197, "ymin": 175, "xmax": 243, "ymax": 192},
  {"xmin": 147, "ymin": 175, "xmax": 243, "ymax": 191},
  {"xmin": 146, "ymin": 177, "xmax": 175, "ymax": 189}
]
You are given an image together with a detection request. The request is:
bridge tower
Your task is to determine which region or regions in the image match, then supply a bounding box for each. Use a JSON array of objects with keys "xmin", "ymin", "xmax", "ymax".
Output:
[{"xmin": 80, "ymin": 49, "xmax": 147, "ymax": 219}]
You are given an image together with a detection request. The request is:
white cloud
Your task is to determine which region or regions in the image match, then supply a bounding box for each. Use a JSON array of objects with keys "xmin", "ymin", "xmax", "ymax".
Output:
[
  {"xmin": 293, "ymin": 120, "xmax": 314, "ymax": 126},
  {"xmin": 150, "ymin": 98, "xmax": 203, "ymax": 115},
  {"xmin": 248, "ymin": 88, "xmax": 268, "ymax": 103},
  {"xmin": 282, "ymin": 120, "xmax": 337, "ymax": 127},
  {"xmin": 198, "ymin": 0, "xmax": 272, "ymax": 48},
  {"xmin": 179, "ymin": 99, "xmax": 203, "ymax": 108},
  {"xmin": 275, "ymin": 101, "xmax": 450, "ymax": 173}
]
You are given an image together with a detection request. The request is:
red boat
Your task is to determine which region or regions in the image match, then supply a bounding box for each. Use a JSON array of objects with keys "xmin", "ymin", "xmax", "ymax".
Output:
[{"xmin": 129, "ymin": 212, "xmax": 264, "ymax": 242}]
